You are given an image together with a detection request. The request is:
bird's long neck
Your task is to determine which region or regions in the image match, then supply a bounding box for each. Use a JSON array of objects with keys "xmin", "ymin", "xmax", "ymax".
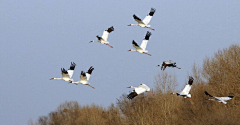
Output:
[
  {"xmin": 129, "ymin": 24, "xmax": 139, "ymax": 26},
  {"xmin": 129, "ymin": 49, "xmax": 137, "ymax": 52},
  {"xmin": 53, "ymin": 78, "xmax": 63, "ymax": 80},
  {"xmin": 208, "ymin": 98, "xmax": 215, "ymax": 101},
  {"xmin": 91, "ymin": 40, "xmax": 100, "ymax": 43},
  {"xmin": 172, "ymin": 92, "xmax": 180, "ymax": 96}
]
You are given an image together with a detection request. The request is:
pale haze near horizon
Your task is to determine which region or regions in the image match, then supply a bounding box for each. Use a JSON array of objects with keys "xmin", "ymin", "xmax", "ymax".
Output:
[{"xmin": 1, "ymin": 1, "xmax": 239, "ymax": 124}]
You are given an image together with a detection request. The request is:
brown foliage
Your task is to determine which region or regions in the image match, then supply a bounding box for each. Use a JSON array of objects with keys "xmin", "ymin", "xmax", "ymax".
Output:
[
  {"xmin": 34, "ymin": 44, "xmax": 240, "ymax": 125},
  {"xmin": 34, "ymin": 101, "xmax": 123, "ymax": 125}
]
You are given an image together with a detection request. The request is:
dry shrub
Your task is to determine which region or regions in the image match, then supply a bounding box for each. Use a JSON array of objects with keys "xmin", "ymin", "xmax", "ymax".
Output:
[{"xmin": 35, "ymin": 101, "xmax": 123, "ymax": 125}]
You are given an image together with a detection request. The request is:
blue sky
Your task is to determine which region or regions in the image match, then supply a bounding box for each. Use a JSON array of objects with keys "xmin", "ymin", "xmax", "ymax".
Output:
[{"xmin": 1, "ymin": 0, "xmax": 239, "ymax": 124}]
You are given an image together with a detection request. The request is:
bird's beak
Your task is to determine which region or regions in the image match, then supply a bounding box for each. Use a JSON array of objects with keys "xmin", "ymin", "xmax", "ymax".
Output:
[
  {"xmin": 156, "ymin": 65, "xmax": 161, "ymax": 67},
  {"xmin": 127, "ymin": 86, "xmax": 131, "ymax": 88},
  {"xmin": 128, "ymin": 49, "xmax": 131, "ymax": 51},
  {"xmin": 50, "ymin": 78, "xmax": 54, "ymax": 80},
  {"xmin": 128, "ymin": 24, "xmax": 131, "ymax": 26},
  {"xmin": 89, "ymin": 41, "xmax": 93, "ymax": 43}
]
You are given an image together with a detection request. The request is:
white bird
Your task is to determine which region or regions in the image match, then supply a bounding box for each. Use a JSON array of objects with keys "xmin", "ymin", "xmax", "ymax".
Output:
[
  {"xmin": 128, "ymin": 31, "xmax": 152, "ymax": 56},
  {"xmin": 50, "ymin": 62, "xmax": 76, "ymax": 82},
  {"xmin": 127, "ymin": 83, "xmax": 153, "ymax": 99},
  {"xmin": 204, "ymin": 91, "xmax": 234, "ymax": 109},
  {"xmin": 90, "ymin": 26, "xmax": 114, "ymax": 48},
  {"xmin": 171, "ymin": 76, "xmax": 194, "ymax": 104},
  {"xmin": 157, "ymin": 60, "xmax": 181, "ymax": 71},
  {"xmin": 128, "ymin": 8, "xmax": 156, "ymax": 31},
  {"xmin": 70, "ymin": 66, "xmax": 95, "ymax": 89}
]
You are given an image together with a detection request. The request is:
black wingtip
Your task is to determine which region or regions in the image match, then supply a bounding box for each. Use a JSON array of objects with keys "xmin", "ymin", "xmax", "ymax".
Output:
[
  {"xmin": 87, "ymin": 66, "xmax": 94, "ymax": 74},
  {"xmin": 127, "ymin": 91, "xmax": 138, "ymax": 100},
  {"xmin": 82, "ymin": 71, "xmax": 87, "ymax": 77},
  {"xmin": 106, "ymin": 26, "xmax": 114, "ymax": 33},
  {"xmin": 144, "ymin": 31, "xmax": 152, "ymax": 40},
  {"xmin": 204, "ymin": 91, "xmax": 213, "ymax": 97},
  {"xmin": 61, "ymin": 68, "xmax": 68, "ymax": 74},
  {"xmin": 228, "ymin": 96, "xmax": 234, "ymax": 98},
  {"xmin": 69, "ymin": 62, "xmax": 76, "ymax": 70},
  {"xmin": 188, "ymin": 76, "xmax": 194, "ymax": 85},
  {"xmin": 133, "ymin": 14, "xmax": 142, "ymax": 21},
  {"xmin": 132, "ymin": 40, "xmax": 139, "ymax": 47},
  {"xmin": 149, "ymin": 8, "xmax": 156, "ymax": 16}
]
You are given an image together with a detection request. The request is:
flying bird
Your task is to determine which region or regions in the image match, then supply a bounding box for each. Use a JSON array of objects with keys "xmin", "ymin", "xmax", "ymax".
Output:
[
  {"xmin": 90, "ymin": 26, "xmax": 114, "ymax": 48},
  {"xmin": 204, "ymin": 91, "xmax": 234, "ymax": 109},
  {"xmin": 157, "ymin": 60, "xmax": 181, "ymax": 71},
  {"xmin": 128, "ymin": 31, "xmax": 152, "ymax": 56},
  {"xmin": 50, "ymin": 62, "xmax": 76, "ymax": 82},
  {"xmin": 70, "ymin": 66, "xmax": 95, "ymax": 89},
  {"xmin": 128, "ymin": 8, "xmax": 156, "ymax": 31},
  {"xmin": 127, "ymin": 84, "xmax": 153, "ymax": 99},
  {"xmin": 171, "ymin": 76, "xmax": 194, "ymax": 104}
]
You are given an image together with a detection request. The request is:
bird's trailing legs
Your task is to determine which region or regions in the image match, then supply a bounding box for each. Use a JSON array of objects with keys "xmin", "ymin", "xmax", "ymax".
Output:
[
  {"xmin": 175, "ymin": 67, "xmax": 181, "ymax": 69},
  {"xmin": 88, "ymin": 84, "xmax": 95, "ymax": 89},
  {"xmin": 147, "ymin": 27, "xmax": 155, "ymax": 31},
  {"xmin": 143, "ymin": 52, "xmax": 151, "ymax": 56},
  {"xmin": 147, "ymin": 91, "xmax": 154, "ymax": 95},
  {"xmin": 187, "ymin": 98, "xmax": 194, "ymax": 104},
  {"xmin": 106, "ymin": 44, "xmax": 113, "ymax": 48},
  {"xmin": 223, "ymin": 103, "xmax": 228, "ymax": 109}
]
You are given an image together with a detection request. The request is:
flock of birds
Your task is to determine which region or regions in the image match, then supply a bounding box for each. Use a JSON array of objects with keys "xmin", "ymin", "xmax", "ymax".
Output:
[{"xmin": 50, "ymin": 8, "xmax": 234, "ymax": 109}]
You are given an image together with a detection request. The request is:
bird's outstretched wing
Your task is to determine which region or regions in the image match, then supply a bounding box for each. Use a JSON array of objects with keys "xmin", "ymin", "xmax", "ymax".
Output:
[
  {"xmin": 133, "ymin": 14, "xmax": 143, "ymax": 24},
  {"xmin": 204, "ymin": 91, "xmax": 214, "ymax": 98},
  {"xmin": 139, "ymin": 84, "xmax": 150, "ymax": 91},
  {"xmin": 135, "ymin": 85, "xmax": 147, "ymax": 94},
  {"xmin": 188, "ymin": 76, "xmax": 194, "ymax": 85},
  {"xmin": 80, "ymin": 71, "xmax": 87, "ymax": 81},
  {"xmin": 140, "ymin": 31, "xmax": 151, "ymax": 51},
  {"xmin": 68, "ymin": 62, "xmax": 76, "ymax": 78},
  {"xmin": 86, "ymin": 66, "xmax": 94, "ymax": 81},
  {"xmin": 127, "ymin": 90, "xmax": 138, "ymax": 100},
  {"xmin": 181, "ymin": 76, "xmax": 194, "ymax": 94},
  {"xmin": 106, "ymin": 26, "xmax": 114, "ymax": 33},
  {"xmin": 143, "ymin": 8, "xmax": 156, "ymax": 25},
  {"xmin": 102, "ymin": 26, "xmax": 114, "ymax": 41},
  {"xmin": 61, "ymin": 68, "xmax": 70, "ymax": 78},
  {"xmin": 163, "ymin": 61, "xmax": 171, "ymax": 64},
  {"xmin": 132, "ymin": 40, "xmax": 141, "ymax": 50},
  {"xmin": 162, "ymin": 65, "xmax": 167, "ymax": 71}
]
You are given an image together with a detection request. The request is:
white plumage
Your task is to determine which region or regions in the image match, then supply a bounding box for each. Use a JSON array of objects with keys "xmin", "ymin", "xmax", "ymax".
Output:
[
  {"xmin": 129, "ymin": 31, "xmax": 152, "ymax": 56},
  {"xmin": 171, "ymin": 76, "xmax": 194, "ymax": 104},
  {"xmin": 204, "ymin": 91, "xmax": 234, "ymax": 108},
  {"xmin": 127, "ymin": 84, "xmax": 153, "ymax": 99},
  {"xmin": 90, "ymin": 26, "xmax": 114, "ymax": 48},
  {"xmin": 50, "ymin": 62, "xmax": 76, "ymax": 82},
  {"xmin": 128, "ymin": 8, "xmax": 156, "ymax": 31},
  {"xmin": 70, "ymin": 66, "xmax": 95, "ymax": 89}
]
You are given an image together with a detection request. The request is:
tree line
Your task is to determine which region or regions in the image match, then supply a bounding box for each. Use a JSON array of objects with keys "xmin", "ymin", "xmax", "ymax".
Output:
[{"xmin": 30, "ymin": 44, "xmax": 240, "ymax": 125}]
